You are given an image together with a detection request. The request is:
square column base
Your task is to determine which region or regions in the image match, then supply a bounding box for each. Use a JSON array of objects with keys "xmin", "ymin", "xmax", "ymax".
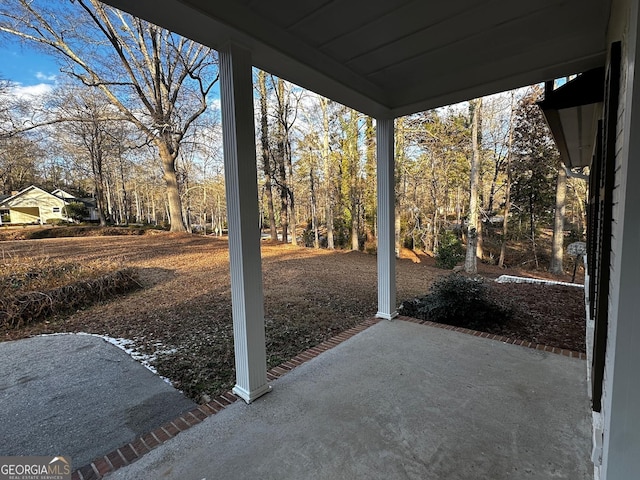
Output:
[
  {"xmin": 376, "ymin": 311, "xmax": 398, "ymax": 321},
  {"xmin": 233, "ymin": 383, "xmax": 272, "ymax": 404}
]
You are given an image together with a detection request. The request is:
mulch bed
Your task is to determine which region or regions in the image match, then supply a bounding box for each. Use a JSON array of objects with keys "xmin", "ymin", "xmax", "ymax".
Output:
[
  {"xmin": 486, "ymin": 282, "xmax": 585, "ymax": 353},
  {"xmin": 401, "ymin": 280, "xmax": 586, "ymax": 353}
]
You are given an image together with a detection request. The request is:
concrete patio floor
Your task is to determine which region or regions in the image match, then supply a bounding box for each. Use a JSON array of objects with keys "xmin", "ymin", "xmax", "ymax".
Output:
[{"xmin": 110, "ymin": 319, "xmax": 592, "ymax": 480}]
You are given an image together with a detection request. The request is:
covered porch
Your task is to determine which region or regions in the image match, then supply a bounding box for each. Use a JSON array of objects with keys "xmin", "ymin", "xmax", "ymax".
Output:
[
  {"xmin": 106, "ymin": 318, "xmax": 591, "ymax": 479},
  {"xmin": 96, "ymin": 1, "xmax": 638, "ymax": 478}
]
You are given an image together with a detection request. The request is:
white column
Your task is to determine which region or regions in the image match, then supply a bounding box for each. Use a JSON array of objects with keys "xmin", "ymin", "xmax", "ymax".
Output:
[
  {"xmin": 219, "ymin": 43, "xmax": 270, "ymax": 403},
  {"xmin": 376, "ymin": 118, "xmax": 398, "ymax": 320}
]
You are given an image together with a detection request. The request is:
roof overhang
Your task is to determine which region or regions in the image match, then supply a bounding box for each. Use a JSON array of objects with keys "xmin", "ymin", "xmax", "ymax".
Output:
[
  {"xmin": 100, "ymin": 0, "xmax": 611, "ymax": 118},
  {"xmin": 538, "ymin": 68, "xmax": 605, "ymax": 168}
]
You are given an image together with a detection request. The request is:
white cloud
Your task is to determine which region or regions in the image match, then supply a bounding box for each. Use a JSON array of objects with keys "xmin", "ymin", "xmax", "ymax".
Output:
[
  {"xmin": 209, "ymin": 97, "xmax": 221, "ymax": 112},
  {"xmin": 35, "ymin": 71, "xmax": 56, "ymax": 82},
  {"xmin": 10, "ymin": 82, "xmax": 53, "ymax": 99}
]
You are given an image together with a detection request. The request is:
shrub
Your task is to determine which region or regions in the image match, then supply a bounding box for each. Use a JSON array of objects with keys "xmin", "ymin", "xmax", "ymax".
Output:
[
  {"xmin": 0, "ymin": 268, "xmax": 140, "ymax": 329},
  {"xmin": 435, "ymin": 230, "xmax": 464, "ymax": 269},
  {"xmin": 0, "ymin": 255, "xmax": 140, "ymax": 329},
  {"xmin": 45, "ymin": 218, "xmax": 70, "ymax": 226},
  {"xmin": 62, "ymin": 202, "xmax": 89, "ymax": 222},
  {"xmin": 399, "ymin": 274, "xmax": 511, "ymax": 328}
]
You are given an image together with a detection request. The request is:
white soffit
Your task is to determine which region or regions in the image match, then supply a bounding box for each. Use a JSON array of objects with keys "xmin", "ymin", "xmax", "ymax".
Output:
[
  {"xmin": 101, "ymin": 0, "xmax": 611, "ymax": 118},
  {"xmin": 558, "ymin": 105, "xmax": 601, "ymax": 168}
]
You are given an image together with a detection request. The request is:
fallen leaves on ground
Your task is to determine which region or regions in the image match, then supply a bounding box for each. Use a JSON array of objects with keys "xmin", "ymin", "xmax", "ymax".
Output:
[{"xmin": 1, "ymin": 233, "xmax": 585, "ymax": 402}]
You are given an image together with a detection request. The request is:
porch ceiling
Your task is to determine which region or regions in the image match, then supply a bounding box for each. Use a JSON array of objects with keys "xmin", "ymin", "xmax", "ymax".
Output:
[{"xmin": 101, "ymin": 0, "xmax": 611, "ymax": 118}]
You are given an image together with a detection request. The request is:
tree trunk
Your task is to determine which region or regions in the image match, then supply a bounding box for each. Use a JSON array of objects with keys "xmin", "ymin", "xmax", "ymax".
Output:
[
  {"xmin": 105, "ymin": 178, "xmax": 113, "ymax": 220},
  {"xmin": 498, "ymin": 167, "xmax": 512, "ymax": 268},
  {"xmin": 158, "ymin": 142, "xmax": 187, "ymax": 232},
  {"xmin": 351, "ymin": 207, "xmax": 359, "ymax": 250},
  {"xmin": 550, "ymin": 163, "xmax": 567, "ymax": 274},
  {"xmin": 310, "ymin": 168, "xmax": 320, "ymax": 248},
  {"xmin": 499, "ymin": 93, "xmax": 515, "ymax": 269},
  {"xmin": 529, "ymin": 194, "xmax": 538, "ymax": 269},
  {"xmin": 477, "ymin": 216, "xmax": 484, "ymax": 261},
  {"xmin": 465, "ymin": 98, "xmax": 482, "ymax": 273},
  {"xmin": 321, "ymin": 98, "xmax": 334, "ymax": 249},
  {"xmin": 363, "ymin": 117, "xmax": 376, "ymax": 243},
  {"xmin": 286, "ymin": 136, "xmax": 297, "ymax": 246},
  {"xmin": 258, "ymin": 71, "xmax": 278, "ymax": 241},
  {"xmin": 395, "ymin": 117, "xmax": 405, "ymax": 258},
  {"xmin": 118, "ymin": 152, "xmax": 129, "ymax": 224},
  {"xmin": 277, "ymin": 154, "xmax": 288, "ymax": 243},
  {"xmin": 95, "ymin": 185, "xmax": 108, "ymax": 226},
  {"xmin": 91, "ymin": 154, "xmax": 108, "ymax": 226},
  {"xmin": 347, "ymin": 109, "xmax": 359, "ymax": 251},
  {"xmin": 274, "ymin": 78, "xmax": 289, "ymax": 243},
  {"xmin": 134, "ymin": 186, "xmax": 141, "ymax": 223}
]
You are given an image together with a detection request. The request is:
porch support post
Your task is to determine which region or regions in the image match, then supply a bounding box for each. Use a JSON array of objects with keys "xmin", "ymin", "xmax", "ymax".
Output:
[
  {"xmin": 219, "ymin": 42, "xmax": 270, "ymax": 403},
  {"xmin": 376, "ymin": 118, "xmax": 398, "ymax": 320}
]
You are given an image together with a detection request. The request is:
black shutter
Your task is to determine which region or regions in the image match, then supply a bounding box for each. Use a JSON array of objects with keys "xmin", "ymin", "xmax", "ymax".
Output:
[{"xmin": 591, "ymin": 41, "xmax": 621, "ymax": 413}]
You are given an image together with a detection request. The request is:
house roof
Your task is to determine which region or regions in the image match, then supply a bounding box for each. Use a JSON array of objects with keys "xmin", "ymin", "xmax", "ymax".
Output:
[
  {"xmin": 102, "ymin": 0, "xmax": 611, "ymax": 117},
  {"xmin": 538, "ymin": 68, "xmax": 605, "ymax": 168},
  {"xmin": 51, "ymin": 188, "xmax": 77, "ymax": 200},
  {"xmin": 0, "ymin": 185, "xmax": 65, "ymax": 207},
  {"xmin": 0, "ymin": 186, "xmax": 93, "ymax": 208}
]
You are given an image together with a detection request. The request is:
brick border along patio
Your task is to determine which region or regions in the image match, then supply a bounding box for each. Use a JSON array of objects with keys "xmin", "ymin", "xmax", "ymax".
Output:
[{"xmin": 72, "ymin": 316, "xmax": 585, "ymax": 480}]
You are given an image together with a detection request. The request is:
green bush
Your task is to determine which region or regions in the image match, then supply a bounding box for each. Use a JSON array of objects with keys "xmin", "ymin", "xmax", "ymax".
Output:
[
  {"xmin": 62, "ymin": 202, "xmax": 89, "ymax": 222},
  {"xmin": 435, "ymin": 230, "xmax": 464, "ymax": 269},
  {"xmin": 400, "ymin": 274, "xmax": 511, "ymax": 328}
]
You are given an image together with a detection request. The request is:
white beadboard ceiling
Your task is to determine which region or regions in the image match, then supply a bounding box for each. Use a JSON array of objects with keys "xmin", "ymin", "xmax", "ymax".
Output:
[{"xmin": 101, "ymin": 0, "xmax": 611, "ymax": 117}]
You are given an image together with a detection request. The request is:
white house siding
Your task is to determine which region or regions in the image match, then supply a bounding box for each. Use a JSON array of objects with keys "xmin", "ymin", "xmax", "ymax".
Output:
[
  {"xmin": 8, "ymin": 190, "xmax": 67, "ymax": 224},
  {"xmin": 599, "ymin": 0, "xmax": 640, "ymax": 478},
  {"xmin": 9, "ymin": 207, "xmax": 41, "ymax": 224}
]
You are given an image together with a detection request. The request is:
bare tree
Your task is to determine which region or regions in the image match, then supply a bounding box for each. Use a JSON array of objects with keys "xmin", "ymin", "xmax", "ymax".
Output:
[
  {"xmin": 0, "ymin": 80, "xmax": 44, "ymax": 193},
  {"xmin": 498, "ymin": 93, "xmax": 516, "ymax": 269},
  {"xmin": 257, "ymin": 70, "xmax": 277, "ymax": 241},
  {"xmin": 465, "ymin": 98, "xmax": 482, "ymax": 273},
  {"xmin": 0, "ymin": 0, "xmax": 218, "ymax": 231},
  {"xmin": 340, "ymin": 107, "xmax": 362, "ymax": 251},
  {"xmin": 53, "ymin": 85, "xmax": 132, "ymax": 225},
  {"xmin": 320, "ymin": 97, "xmax": 335, "ymax": 249}
]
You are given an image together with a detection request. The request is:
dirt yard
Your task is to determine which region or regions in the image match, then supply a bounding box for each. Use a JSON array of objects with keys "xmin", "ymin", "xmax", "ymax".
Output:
[{"xmin": 0, "ymin": 232, "xmax": 586, "ymax": 402}]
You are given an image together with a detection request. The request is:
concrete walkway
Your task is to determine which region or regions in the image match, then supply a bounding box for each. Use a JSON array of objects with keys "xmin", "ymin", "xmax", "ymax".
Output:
[
  {"xmin": 110, "ymin": 320, "xmax": 592, "ymax": 480},
  {"xmin": 0, "ymin": 334, "xmax": 196, "ymax": 468}
]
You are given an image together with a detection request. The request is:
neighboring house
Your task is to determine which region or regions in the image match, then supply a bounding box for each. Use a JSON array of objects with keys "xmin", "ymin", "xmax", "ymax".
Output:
[
  {"xmin": 0, "ymin": 185, "xmax": 98, "ymax": 224},
  {"xmin": 0, "ymin": 194, "xmax": 10, "ymax": 225},
  {"xmin": 51, "ymin": 188, "xmax": 100, "ymax": 222}
]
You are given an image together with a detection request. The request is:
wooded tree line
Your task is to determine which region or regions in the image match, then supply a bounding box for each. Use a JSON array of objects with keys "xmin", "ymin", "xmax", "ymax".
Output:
[{"xmin": 0, "ymin": 0, "xmax": 587, "ymax": 272}]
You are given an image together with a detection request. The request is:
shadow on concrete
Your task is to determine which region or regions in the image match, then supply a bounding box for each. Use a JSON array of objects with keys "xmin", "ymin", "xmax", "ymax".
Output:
[{"xmin": 0, "ymin": 334, "xmax": 195, "ymax": 469}]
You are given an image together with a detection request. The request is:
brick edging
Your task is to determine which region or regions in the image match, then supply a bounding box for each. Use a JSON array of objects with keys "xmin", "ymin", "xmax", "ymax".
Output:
[
  {"xmin": 72, "ymin": 317, "xmax": 381, "ymax": 480},
  {"xmin": 397, "ymin": 315, "xmax": 587, "ymax": 360}
]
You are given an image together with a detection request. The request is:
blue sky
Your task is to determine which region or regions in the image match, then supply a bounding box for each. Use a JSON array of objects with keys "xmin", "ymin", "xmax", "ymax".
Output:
[{"xmin": 0, "ymin": 37, "xmax": 60, "ymax": 91}]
